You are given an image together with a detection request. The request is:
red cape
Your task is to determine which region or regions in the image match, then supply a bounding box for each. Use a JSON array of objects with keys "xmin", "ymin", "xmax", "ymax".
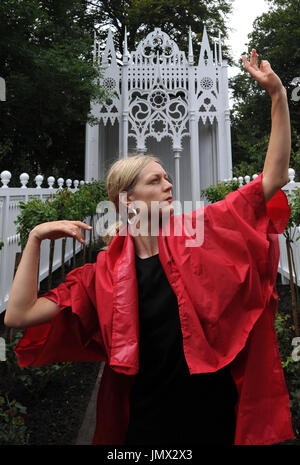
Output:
[{"xmin": 15, "ymin": 173, "xmax": 295, "ymax": 445}]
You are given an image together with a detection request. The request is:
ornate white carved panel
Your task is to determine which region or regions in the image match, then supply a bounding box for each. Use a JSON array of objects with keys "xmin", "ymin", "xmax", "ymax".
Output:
[
  {"xmin": 93, "ymin": 26, "xmax": 224, "ymax": 148},
  {"xmin": 87, "ymin": 26, "xmax": 232, "ymax": 199}
]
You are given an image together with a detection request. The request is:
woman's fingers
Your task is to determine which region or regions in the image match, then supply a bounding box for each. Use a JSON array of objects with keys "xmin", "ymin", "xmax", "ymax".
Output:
[
  {"xmin": 250, "ymin": 49, "xmax": 259, "ymax": 70},
  {"xmin": 243, "ymin": 49, "xmax": 258, "ymax": 71},
  {"xmin": 249, "ymin": 49, "xmax": 255, "ymax": 67},
  {"xmin": 69, "ymin": 221, "xmax": 92, "ymax": 244},
  {"xmin": 72, "ymin": 220, "xmax": 93, "ymax": 230},
  {"xmin": 32, "ymin": 220, "xmax": 92, "ymax": 244}
]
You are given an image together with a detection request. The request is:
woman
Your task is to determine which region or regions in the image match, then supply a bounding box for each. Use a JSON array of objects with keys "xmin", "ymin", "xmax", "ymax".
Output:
[{"xmin": 5, "ymin": 50, "xmax": 295, "ymax": 445}]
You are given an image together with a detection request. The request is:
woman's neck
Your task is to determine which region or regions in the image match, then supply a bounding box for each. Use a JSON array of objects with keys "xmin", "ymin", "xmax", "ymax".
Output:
[{"xmin": 131, "ymin": 234, "xmax": 159, "ymax": 259}]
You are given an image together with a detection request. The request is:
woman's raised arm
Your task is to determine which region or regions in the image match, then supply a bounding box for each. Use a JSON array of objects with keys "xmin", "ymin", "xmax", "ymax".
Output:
[
  {"xmin": 4, "ymin": 220, "xmax": 92, "ymax": 329},
  {"xmin": 242, "ymin": 49, "xmax": 290, "ymax": 202}
]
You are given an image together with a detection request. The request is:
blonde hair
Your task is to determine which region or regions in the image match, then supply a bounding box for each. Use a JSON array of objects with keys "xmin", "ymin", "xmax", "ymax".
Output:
[{"xmin": 101, "ymin": 153, "xmax": 163, "ymax": 250}]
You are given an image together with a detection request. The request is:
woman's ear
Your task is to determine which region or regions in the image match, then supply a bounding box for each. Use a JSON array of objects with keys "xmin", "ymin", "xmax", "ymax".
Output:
[
  {"xmin": 118, "ymin": 191, "xmax": 135, "ymax": 217},
  {"xmin": 119, "ymin": 191, "xmax": 134, "ymax": 206}
]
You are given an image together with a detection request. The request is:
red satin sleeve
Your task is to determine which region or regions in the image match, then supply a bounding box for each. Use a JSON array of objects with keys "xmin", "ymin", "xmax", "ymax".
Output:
[
  {"xmin": 14, "ymin": 263, "xmax": 106, "ymax": 367},
  {"xmin": 223, "ymin": 172, "xmax": 290, "ymax": 280}
]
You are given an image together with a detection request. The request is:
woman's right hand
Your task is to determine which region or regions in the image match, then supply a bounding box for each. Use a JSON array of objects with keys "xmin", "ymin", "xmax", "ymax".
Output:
[{"xmin": 30, "ymin": 220, "xmax": 92, "ymax": 244}]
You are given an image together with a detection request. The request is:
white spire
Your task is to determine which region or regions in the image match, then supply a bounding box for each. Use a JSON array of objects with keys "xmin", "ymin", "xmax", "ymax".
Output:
[
  {"xmin": 218, "ymin": 31, "xmax": 222, "ymax": 64},
  {"xmin": 198, "ymin": 25, "xmax": 213, "ymax": 67},
  {"xmin": 123, "ymin": 26, "xmax": 129, "ymax": 63},
  {"xmin": 188, "ymin": 26, "xmax": 194, "ymax": 65},
  {"xmin": 102, "ymin": 28, "xmax": 117, "ymax": 66}
]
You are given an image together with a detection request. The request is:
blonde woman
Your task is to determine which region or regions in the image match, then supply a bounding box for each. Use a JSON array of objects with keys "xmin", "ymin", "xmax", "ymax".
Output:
[{"xmin": 5, "ymin": 50, "xmax": 295, "ymax": 445}]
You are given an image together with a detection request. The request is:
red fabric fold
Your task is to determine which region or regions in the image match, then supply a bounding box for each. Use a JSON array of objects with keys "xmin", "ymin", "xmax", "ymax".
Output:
[{"xmin": 15, "ymin": 263, "xmax": 106, "ymax": 366}]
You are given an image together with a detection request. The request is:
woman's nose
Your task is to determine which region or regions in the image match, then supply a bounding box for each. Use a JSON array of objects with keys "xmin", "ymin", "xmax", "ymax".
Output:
[{"xmin": 164, "ymin": 178, "xmax": 173, "ymax": 190}]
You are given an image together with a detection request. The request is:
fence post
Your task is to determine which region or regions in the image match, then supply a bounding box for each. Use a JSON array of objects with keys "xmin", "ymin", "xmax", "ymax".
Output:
[{"xmin": 0, "ymin": 192, "xmax": 9, "ymax": 310}]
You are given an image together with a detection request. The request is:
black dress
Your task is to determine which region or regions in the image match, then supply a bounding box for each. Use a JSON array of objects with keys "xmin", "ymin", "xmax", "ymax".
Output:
[{"xmin": 124, "ymin": 253, "xmax": 238, "ymax": 446}]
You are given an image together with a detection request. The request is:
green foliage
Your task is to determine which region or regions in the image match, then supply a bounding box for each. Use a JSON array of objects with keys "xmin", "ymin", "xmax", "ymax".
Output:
[
  {"xmin": 286, "ymin": 187, "xmax": 300, "ymax": 236},
  {"xmin": 50, "ymin": 179, "xmax": 108, "ymax": 223},
  {"xmin": 1, "ymin": 332, "xmax": 71, "ymax": 397},
  {"xmin": 275, "ymin": 310, "xmax": 300, "ymax": 436},
  {"xmin": 275, "ymin": 312, "xmax": 297, "ymax": 373},
  {"xmin": 75, "ymin": 179, "xmax": 108, "ymax": 218},
  {"xmin": 200, "ymin": 179, "xmax": 240, "ymax": 203},
  {"xmin": 231, "ymin": 135, "xmax": 269, "ymax": 178},
  {"xmin": 0, "ymin": 330, "xmax": 72, "ymax": 444},
  {"xmin": 0, "ymin": 241, "xmax": 4, "ymax": 250},
  {"xmin": 90, "ymin": 0, "xmax": 234, "ymax": 64},
  {"xmin": 15, "ymin": 197, "xmax": 58, "ymax": 250},
  {"xmin": 0, "ymin": 391, "xmax": 29, "ymax": 445},
  {"xmin": 51, "ymin": 188, "xmax": 83, "ymax": 222},
  {"xmin": 15, "ymin": 180, "xmax": 108, "ymax": 251},
  {"xmin": 230, "ymin": 0, "xmax": 300, "ymax": 180},
  {"xmin": 0, "ymin": 0, "xmax": 110, "ymax": 183}
]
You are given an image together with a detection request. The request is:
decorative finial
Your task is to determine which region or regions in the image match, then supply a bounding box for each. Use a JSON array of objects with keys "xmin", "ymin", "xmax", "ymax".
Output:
[
  {"xmin": 218, "ymin": 31, "xmax": 222, "ymax": 64},
  {"xmin": 188, "ymin": 26, "xmax": 194, "ymax": 65},
  {"xmin": 123, "ymin": 26, "xmax": 129, "ymax": 61}
]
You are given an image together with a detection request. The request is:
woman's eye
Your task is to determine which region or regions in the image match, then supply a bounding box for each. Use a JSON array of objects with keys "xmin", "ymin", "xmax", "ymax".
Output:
[{"xmin": 151, "ymin": 179, "xmax": 159, "ymax": 183}]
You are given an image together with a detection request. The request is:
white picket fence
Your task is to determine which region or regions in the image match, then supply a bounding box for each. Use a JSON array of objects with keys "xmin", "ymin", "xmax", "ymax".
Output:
[
  {"xmin": 0, "ymin": 168, "xmax": 300, "ymax": 314},
  {"xmin": 0, "ymin": 171, "xmax": 92, "ymax": 313}
]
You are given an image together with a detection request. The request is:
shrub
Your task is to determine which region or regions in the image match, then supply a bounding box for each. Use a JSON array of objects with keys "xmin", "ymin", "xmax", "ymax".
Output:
[
  {"xmin": 1, "ymin": 331, "xmax": 71, "ymax": 397},
  {"xmin": 201, "ymin": 179, "xmax": 240, "ymax": 203},
  {"xmin": 0, "ymin": 391, "xmax": 29, "ymax": 445},
  {"xmin": 15, "ymin": 197, "xmax": 58, "ymax": 251}
]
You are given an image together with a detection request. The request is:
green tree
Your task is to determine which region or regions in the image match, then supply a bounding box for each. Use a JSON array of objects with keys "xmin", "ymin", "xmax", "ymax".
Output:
[
  {"xmin": 0, "ymin": 0, "xmax": 108, "ymax": 185},
  {"xmin": 230, "ymin": 0, "xmax": 300, "ymax": 179},
  {"xmin": 88, "ymin": 0, "xmax": 234, "ymax": 64}
]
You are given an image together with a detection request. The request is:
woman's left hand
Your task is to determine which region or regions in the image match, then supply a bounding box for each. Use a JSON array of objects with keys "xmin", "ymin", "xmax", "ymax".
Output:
[{"xmin": 242, "ymin": 49, "xmax": 285, "ymax": 98}]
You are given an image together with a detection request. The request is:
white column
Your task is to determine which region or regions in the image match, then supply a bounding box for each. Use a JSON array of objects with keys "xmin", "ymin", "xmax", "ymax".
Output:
[
  {"xmin": 121, "ymin": 32, "xmax": 129, "ymax": 158},
  {"xmin": 85, "ymin": 122, "xmax": 99, "ymax": 181},
  {"xmin": 188, "ymin": 43, "xmax": 201, "ymax": 209},
  {"xmin": 189, "ymin": 113, "xmax": 201, "ymax": 208},
  {"xmin": 173, "ymin": 149, "xmax": 181, "ymax": 202},
  {"xmin": 217, "ymin": 59, "xmax": 232, "ymax": 181}
]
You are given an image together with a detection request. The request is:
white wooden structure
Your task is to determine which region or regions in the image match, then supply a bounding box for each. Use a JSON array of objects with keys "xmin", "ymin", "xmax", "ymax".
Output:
[{"xmin": 85, "ymin": 26, "xmax": 232, "ymax": 209}]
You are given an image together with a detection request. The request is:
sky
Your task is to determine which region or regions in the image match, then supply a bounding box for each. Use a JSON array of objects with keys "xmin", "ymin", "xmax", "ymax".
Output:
[{"xmin": 226, "ymin": 0, "xmax": 271, "ymax": 79}]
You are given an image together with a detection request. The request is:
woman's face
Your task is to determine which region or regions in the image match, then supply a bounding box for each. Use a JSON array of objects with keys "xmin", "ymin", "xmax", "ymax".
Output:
[{"xmin": 122, "ymin": 161, "xmax": 174, "ymax": 229}]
